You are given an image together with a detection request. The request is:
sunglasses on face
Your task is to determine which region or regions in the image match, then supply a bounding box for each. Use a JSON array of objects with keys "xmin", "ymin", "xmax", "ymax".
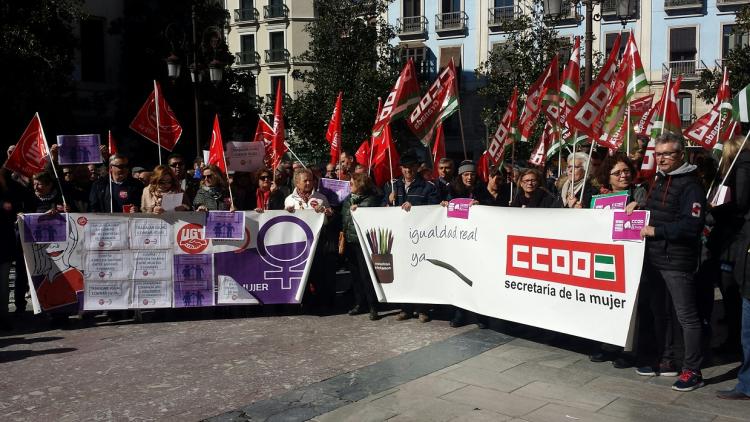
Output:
[
  {"xmin": 202, "ymin": 173, "xmax": 214, "ymax": 179},
  {"xmin": 258, "ymin": 175, "xmax": 272, "ymax": 181},
  {"xmin": 169, "ymin": 162, "xmax": 184, "ymax": 168}
]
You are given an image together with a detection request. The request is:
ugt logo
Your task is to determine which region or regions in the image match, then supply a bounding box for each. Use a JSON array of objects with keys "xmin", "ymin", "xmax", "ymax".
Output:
[{"xmin": 506, "ymin": 235, "xmax": 625, "ymax": 293}]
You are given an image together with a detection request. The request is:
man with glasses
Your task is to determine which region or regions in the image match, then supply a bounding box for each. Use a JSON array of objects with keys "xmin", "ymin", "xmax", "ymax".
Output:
[
  {"xmin": 627, "ymin": 132, "xmax": 706, "ymax": 392},
  {"xmin": 89, "ymin": 154, "xmax": 144, "ymax": 212},
  {"xmin": 167, "ymin": 153, "xmax": 199, "ymax": 204}
]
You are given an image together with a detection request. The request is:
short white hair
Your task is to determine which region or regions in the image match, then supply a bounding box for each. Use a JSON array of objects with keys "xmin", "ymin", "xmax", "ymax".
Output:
[{"xmin": 567, "ymin": 152, "xmax": 589, "ymax": 165}]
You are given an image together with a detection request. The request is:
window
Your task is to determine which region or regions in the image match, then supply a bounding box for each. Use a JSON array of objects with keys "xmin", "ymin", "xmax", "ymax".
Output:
[
  {"xmin": 400, "ymin": 46, "xmax": 427, "ymax": 76},
  {"xmin": 439, "ymin": 46, "xmax": 462, "ymax": 88},
  {"xmin": 442, "ymin": 0, "xmax": 461, "ymax": 12},
  {"xmin": 269, "ymin": 0, "xmax": 283, "ymax": 7},
  {"xmin": 491, "ymin": 42, "xmax": 513, "ymax": 74},
  {"xmin": 604, "ymin": 32, "xmax": 629, "ymax": 59},
  {"xmin": 495, "ymin": 0, "xmax": 513, "ymax": 6},
  {"xmin": 669, "ymin": 27, "xmax": 696, "ymax": 62},
  {"xmin": 270, "ymin": 76, "xmax": 285, "ymax": 96},
  {"xmin": 239, "ymin": 34, "xmax": 255, "ymax": 65},
  {"xmin": 80, "ymin": 17, "xmax": 105, "ymax": 82},
  {"xmin": 557, "ymin": 37, "xmax": 572, "ymax": 64},
  {"xmin": 676, "ymin": 93, "xmax": 693, "ymax": 127},
  {"xmin": 241, "ymin": 0, "xmax": 253, "ymax": 9},
  {"xmin": 722, "ymin": 24, "xmax": 750, "ymax": 59},
  {"xmin": 403, "ymin": 0, "xmax": 421, "ymax": 17},
  {"xmin": 269, "ymin": 31, "xmax": 284, "ymax": 50}
]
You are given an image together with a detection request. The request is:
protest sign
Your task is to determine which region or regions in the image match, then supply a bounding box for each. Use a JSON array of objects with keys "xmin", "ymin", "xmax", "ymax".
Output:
[
  {"xmin": 161, "ymin": 193, "xmax": 184, "ymax": 211},
  {"xmin": 225, "ymin": 142, "xmax": 265, "ymax": 172},
  {"xmin": 612, "ymin": 210, "xmax": 650, "ymax": 242},
  {"xmin": 590, "ymin": 192, "xmax": 629, "ymax": 209},
  {"xmin": 446, "ymin": 198, "xmax": 473, "ymax": 219},
  {"xmin": 353, "ymin": 206, "xmax": 645, "ymax": 346},
  {"xmin": 318, "ymin": 178, "xmax": 351, "ymax": 206},
  {"xmin": 18, "ymin": 211, "xmax": 325, "ymax": 313},
  {"xmin": 205, "ymin": 211, "xmax": 245, "ymax": 240},
  {"xmin": 23, "ymin": 213, "xmax": 68, "ymax": 243},
  {"xmin": 57, "ymin": 134, "xmax": 102, "ymax": 165}
]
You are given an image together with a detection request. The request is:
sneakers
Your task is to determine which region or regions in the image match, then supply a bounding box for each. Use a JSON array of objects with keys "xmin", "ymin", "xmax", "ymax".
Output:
[
  {"xmin": 395, "ymin": 311, "xmax": 412, "ymax": 321},
  {"xmin": 418, "ymin": 312, "xmax": 431, "ymax": 323},
  {"xmin": 368, "ymin": 309, "xmax": 380, "ymax": 321},
  {"xmin": 347, "ymin": 306, "xmax": 364, "ymax": 316},
  {"xmin": 672, "ymin": 369, "xmax": 704, "ymax": 392},
  {"xmin": 635, "ymin": 360, "xmax": 679, "ymax": 377}
]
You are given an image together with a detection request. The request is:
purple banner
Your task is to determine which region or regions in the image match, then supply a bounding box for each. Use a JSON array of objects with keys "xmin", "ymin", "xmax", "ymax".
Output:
[
  {"xmin": 214, "ymin": 215, "xmax": 315, "ymax": 304},
  {"xmin": 205, "ymin": 211, "xmax": 244, "ymax": 240},
  {"xmin": 612, "ymin": 210, "xmax": 650, "ymax": 242},
  {"xmin": 173, "ymin": 254, "xmax": 214, "ymax": 307},
  {"xmin": 57, "ymin": 134, "xmax": 102, "ymax": 165},
  {"xmin": 23, "ymin": 213, "xmax": 68, "ymax": 243},
  {"xmin": 318, "ymin": 178, "xmax": 351, "ymax": 206},
  {"xmin": 446, "ymin": 198, "xmax": 473, "ymax": 219}
]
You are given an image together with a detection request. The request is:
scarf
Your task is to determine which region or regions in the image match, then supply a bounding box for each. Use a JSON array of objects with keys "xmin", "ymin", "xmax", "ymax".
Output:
[
  {"xmin": 256, "ymin": 188, "xmax": 271, "ymax": 210},
  {"xmin": 560, "ymin": 177, "xmax": 586, "ymax": 208}
]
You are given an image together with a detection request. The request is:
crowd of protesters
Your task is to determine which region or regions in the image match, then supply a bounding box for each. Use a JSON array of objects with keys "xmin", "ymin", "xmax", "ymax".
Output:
[{"xmin": 1, "ymin": 131, "xmax": 750, "ymax": 398}]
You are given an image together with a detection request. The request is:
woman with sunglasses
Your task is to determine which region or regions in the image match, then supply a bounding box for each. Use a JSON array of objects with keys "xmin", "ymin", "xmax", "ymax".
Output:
[
  {"xmin": 141, "ymin": 165, "xmax": 190, "ymax": 214},
  {"xmin": 253, "ymin": 168, "xmax": 286, "ymax": 211},
  {"xmin": 194, "ymin": 165, "xmax": 232, "ymax": 211}
]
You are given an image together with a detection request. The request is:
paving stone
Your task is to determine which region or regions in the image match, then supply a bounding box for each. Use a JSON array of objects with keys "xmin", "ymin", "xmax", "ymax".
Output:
[
  {"xmin": 535, "ymin": 354, "xmax": 584, "ymax": 369},
  {"xmin": 439, "ymin": 364, "xmax": 529, "ymax": 393},
  {"xmin": 583, "ymin": 376, "xmax": 683, "ymax": 405},
  {"xmin": 384, "ymin": 397, "xmax": 478, "ymax": 422},
  {"xmin": 712, "ymin": 416, "xmax": 750, "ymax": 422},
  {"xmin": 511, "ymin": 381, "xmax": 619, "ymax": 411},
  {"xmin": 461, "ymin": 350, "xmax": 526, "ymax": 372},
  {"xmin": 440, "ymin": 385, "xmax": 547, "ymax": 417},
  {"xmin": 597, "ymin": 397, "xmax": 717, "ymax": 422},
  {"xmin": 499, "ymin": 362, "xmax": 599, "ymax": 387},
  {"xmin": 448, "ymin": 408, "xmax": 513, "ymax": 422},
  {"xmin": 522, "ymin": 403, "xmax": 628, "ymax": 422},
  {"xmin": 312, "ymin": 401, "xmax": 397, "ymax": 422},
  {"xmin": 672, "ymin": 390, "xmax": 750, "ymax": 421},
  {"xmin": 396, "ymin": 376, "xmax": 468, "ymax": 397}
]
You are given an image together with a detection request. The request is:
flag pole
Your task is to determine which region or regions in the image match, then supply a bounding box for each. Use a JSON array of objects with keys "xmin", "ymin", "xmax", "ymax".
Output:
[
  {"xmin": 222, "ymin": 152, "xmax": 235, "ymax": 209},
  {"xmin": 283, "ymin": 141, "xmax": 308, "ymax": 170},
  {"xmin": 386, "ymin": 125, "xmax": 395, "ymax": 205},
  {"xmin": 107, "ymin": 130, "xmax": 114, "ymax": 213},
  {"xmin": 458, "ymin": 104, "xmax": 468, "ymax": 160},
  {"xmin": 37, "ymin": 113, "xmax": 69, "ymax": 210},
  {"xmin": 718, "ymin": 131, "xmax": 749, "ymax": 189},
  {"xmin": 153, "ymin": 80, "xmax": 163, "ymax": 165},
  {"xmin": 626, "ymin": 103, "xmax": 632, "ymax": 156},
  {"xmin": 509, "ymin": 141, "xmax": 516, "ymax": 206},
  {"xmin": 660, "ymin": 69, "xmax": 673, "ymax": 137}
]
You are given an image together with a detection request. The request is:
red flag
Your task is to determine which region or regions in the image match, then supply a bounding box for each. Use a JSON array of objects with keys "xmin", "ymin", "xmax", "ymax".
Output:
[
  {"xmin": 253, "ymin": 116, "xmax": 274, "ymax": 165},
  {"xmin": 477, "ymin": 151, "xmax": 490, "ymax": 183},
  {"xmin": 372, "ymin": 124, "xmax": 401, "ymax": 187},
  {"xmin": 325, "ymin": 92, "xmax": 343, "ymax": 166},
  {"xmin": 640, "ymin": 76, "xmax": 683, "ymax": 179},
  {"xmin": 4, "ymin": 113, "xmax": 49, "ymax": 178},
  {"xmin": 407, "ymin": 59, "xmax": 460, "ymax": 146},
  {"xmin": 529, "ymin": 120, "xmax": 556, "ymax": 167},
  {"xmin": 270, "ymin": 81, "xmax": 288, "ymax": 170},
  {"xmin": 487, "ymin": 87, "xmax": 519, "ymax": 164},
  {"xmin": 519, "ymin": 55, "xmax": 559, "ymax": 142},
  {"xmin": 568, "ymin": 35, "xmax": 621, "ymax": 141},
  {"xmin": 431, "ymin": 123, "xmax": 446, "ymax": 179},
  {"xmin": 129, "ymin": 81, "xmax": 183, "ymax": 151},
  {"xmin": 684, "ymin": 68, "xmax": 733, "ymax": 150},
  {"xmin": 108, "ymin": 130, "xmax": 118, "ymax": 156},
  {"xmin": 355, "ymin": 140, "xmax": 370, "ymax": 168},
  {"xmin": 372, "ymin": 59, "xmax": 420, "ymax": 137},
  {"xmin": 208, "ymin": 115, "xmax": 227, "ymax": 173},
  {"xmin": 630, "ymin": 94, "xmax": 654, "ymax": 118}
]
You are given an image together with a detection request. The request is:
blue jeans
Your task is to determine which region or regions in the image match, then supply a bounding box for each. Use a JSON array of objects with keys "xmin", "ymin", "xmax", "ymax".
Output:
[{"xmin": 735, "ymin": 298, "xmax": 750, "ymax": 395}]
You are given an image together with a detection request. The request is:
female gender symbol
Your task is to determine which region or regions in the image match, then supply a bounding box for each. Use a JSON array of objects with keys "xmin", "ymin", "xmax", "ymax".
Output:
[{"xmin": 256, "ymin": 216, "xmax": 314, "ymax": 290}]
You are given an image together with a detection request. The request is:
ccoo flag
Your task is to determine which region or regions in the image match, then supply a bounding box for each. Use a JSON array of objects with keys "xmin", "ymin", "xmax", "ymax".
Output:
[{"xmin": 407, "ymin": 59, "xmax": 459, "ymax": 146}]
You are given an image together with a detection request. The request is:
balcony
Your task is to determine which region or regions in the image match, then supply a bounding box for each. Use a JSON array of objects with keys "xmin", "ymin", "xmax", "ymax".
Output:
[
  {"xmin": 263, "ymin": 4, "xmax": 289, "ymax": 20},
  {"xmin": 546, "ymin": 3, "xmax": 579, "ymax": 22},
  {"xmin": 265, "ymin": 48, "xmax": 290, "ymax": 64},
  {"xmin": 435, "ymin": 11, "xmax": 468, "ymax": 32},
  {"xmin": 234, "ymin": 8, "xmax": 259, "ymax": 23},
  {"xmin": 664, "ymin": 0, "xmax": 703, "ymax": 10},
  {"xmin": 235, "ymin": 51, "xmax": 260, "ymax": 67},
  {"xmin": 601, "ymin": 0, "xmax": 639, "ymax": 16},
  {"xmin": 662, "ymin": 60, "xmax": 708, "ymax": 81},
  {"xmin": 397, "ymin": 16, "xmax": 427, "ymax": 37},
  {"xmin": 717, "ymin": 0, "xmax": 750, "ymax": 7},
  {"xmin": 489, "ymin": 6, "xmax": 517, "ymax": 26}
]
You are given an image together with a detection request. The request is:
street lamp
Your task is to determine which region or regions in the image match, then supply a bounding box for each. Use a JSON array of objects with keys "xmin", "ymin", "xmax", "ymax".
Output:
[{"xmin": 542, "ymin": 0, "xmax": 636, "ymax": 90}]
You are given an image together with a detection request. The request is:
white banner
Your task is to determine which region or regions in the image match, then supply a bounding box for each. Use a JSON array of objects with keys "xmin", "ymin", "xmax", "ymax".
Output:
[
  {"xmin": 353, "ymin": 206, "xmax": 645, "ymax": 346},
  {"xmin": 225, "ymin": 141, "xmax": 265, "ymax": 172}
]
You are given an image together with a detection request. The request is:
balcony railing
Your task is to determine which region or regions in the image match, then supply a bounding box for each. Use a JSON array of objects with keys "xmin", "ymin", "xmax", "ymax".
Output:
[
  {"xmin": 263, "ymin": 4, "xmax": 289, "ymax": 19},
  {"xmin": 546, "ymin": 3, "xmax": 578, "ymax": 20},
  {"xmin": 662, "ymin": 60, "xmax": 708, "ymax": 81},
  {"xmin": 489, "ymin": 6, "xmax": 517, "ymax": 25},
  {"xmin": 265, "ymin": 48, "xmax": 290, "ymax": 64},
  {"xmin": 717, "ymin": 0, "xmax": 750, "ymax": 6},
  {"xmin": 234, "ymin": 8, "xmax": 259, "ymax": 22},
  {"xmin": 435, "ymin": 11, "xmax": 468, "ymax": 31},
  {"xmin": 235, "ymin": 51, "xmax": 260, "ymax": 66},
  {"xmin": 664, "ymin": 0, "xmax": 703, "ymax": 10},
  {"xmin": 397, "ymin": 16, "xmax": 427, "ymax": 35}
]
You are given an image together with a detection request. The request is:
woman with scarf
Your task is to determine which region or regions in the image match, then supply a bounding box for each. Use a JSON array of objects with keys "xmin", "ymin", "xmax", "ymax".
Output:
[
  {"xmin": 194, "ymin": 165, "xmax": 232, "ymax": 211},
  {"xmin": 510, "ymin": 168, "xmax": 555, "ymax": 208},
  {"xmin": 556, "ymin": 152, "xmax": 599, "ymax": 208},
  {"xmin": 141, "ymin": 165, "xmax": 191, "ymax": 214},
  {"xmin": 253, "ymin": 168, "xmax": 286, "ymax": 212},
  {"xmin": 341, "ymin": 173, "xmax": 382, "ymax": 320}
]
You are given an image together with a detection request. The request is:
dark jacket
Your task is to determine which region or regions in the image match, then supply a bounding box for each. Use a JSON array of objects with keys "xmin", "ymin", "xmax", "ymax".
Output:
[
  {"xmin": 644, "ymin": 163, "xmax": 706, "ymax": 272},
  {"xmin": 89, "ymin": 176, "xmax": 144, "ymax": 212},
  {"xmin": 510, "ymin": 188, "xmax": 556, "ymax": 208},
  {"xmin": 193, "ymin": 187, "xmax": 230, "ymax": 211},
  {"xmin": 381, "ymin": 176, "xmax": 440, "ymax": 206},
  {"xmin": 341, "ymin": 193, "xmax": 381, "ymax": 243},
  {"xmin": 1, "ymin": 174, "xmax": 28, "ymax": 262}
]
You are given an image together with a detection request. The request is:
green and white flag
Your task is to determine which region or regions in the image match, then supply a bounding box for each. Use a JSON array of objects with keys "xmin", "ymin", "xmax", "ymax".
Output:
[{"xmin": 732, "ymin": 83, "xmax": 750, "ymax": 123}]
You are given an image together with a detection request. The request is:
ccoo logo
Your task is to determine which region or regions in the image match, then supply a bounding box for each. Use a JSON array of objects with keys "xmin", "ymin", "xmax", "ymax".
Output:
[{"xmin": 506, "ymin": 235, "xmax": 625, "ymax": 293}]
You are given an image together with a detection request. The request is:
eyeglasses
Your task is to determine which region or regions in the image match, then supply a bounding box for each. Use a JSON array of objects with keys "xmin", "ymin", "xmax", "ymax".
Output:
[
  {"xmin": 258, "ymin": 175, "xmax": 272, "ymax": 181},
  {"xmin": 654, "ymin": 151, "xmax": 681, "ymax": 159},
  {"xmin": 169, "ymin": 162, "xmax": 184, "ymax": 168},
  {"xmin": 521, "ymin": 179, "xmax": 538, "ymax": 184},
  {"xmin": 610, "ymin": 169, "xmax": 632, "ymax": 178},
  {"xmin": 202, "ymin": 174, "xmax": 214, "ymax": 179},
  {"xmin": 111, "ymin": 164, "xmax": 128, "ymax": 169}
]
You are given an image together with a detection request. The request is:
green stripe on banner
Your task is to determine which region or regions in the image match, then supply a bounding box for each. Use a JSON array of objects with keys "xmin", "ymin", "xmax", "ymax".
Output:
[
  {"xmin": 595, "ymin": 254, "xmax": 614, "ymax": 265},
  {"xmin": 733, "ymin": 84, "xmax": 750, "ymax": 123},
  {"xmin": 595, "ymin": 270, "xmax": 616, "ymax": 280}
]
